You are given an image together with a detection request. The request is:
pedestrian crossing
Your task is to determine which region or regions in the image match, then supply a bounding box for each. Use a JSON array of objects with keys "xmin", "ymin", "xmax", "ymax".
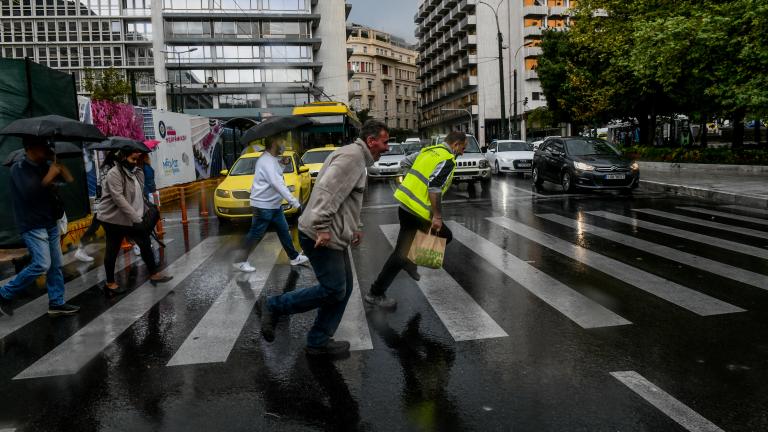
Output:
[
  {"xmin": 0, "ymin": 204, "xmax": 765, "ymax": 386},
  {"xmin": 720, "ymin": 205, "xmax": 768, "ymax": 216},
  {"xmin": 634, "ymin": 208, "xmax": 768, "ymax": 240},
  {"xmin": 677, "ymin": 206, "xmax": 768, "ymax": 227}
]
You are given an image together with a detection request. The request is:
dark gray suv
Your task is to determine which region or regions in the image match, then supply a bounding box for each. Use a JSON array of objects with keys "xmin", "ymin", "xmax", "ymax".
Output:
[{"xmin": 532, "ymin": 137, "xmax": 640, "ymax": 193}]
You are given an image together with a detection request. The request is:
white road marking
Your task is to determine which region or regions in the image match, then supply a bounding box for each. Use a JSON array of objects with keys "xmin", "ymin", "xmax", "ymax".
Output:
[
  {"xmin": 678, "ymin": 206, "xmax": 768, "ymax": 226},
  {"xmin": 611, "ymin": 371, "xmax": 725, "ymax": 432},
  {"xmin": 588, "ymin": 211, "xmax": 768, "ymax": 260},
  {"xmin": 489, "ymin": 217, "xmax": 743, "ymax": 316},
  {"xmin": 720, "ymin": 205, "xmax": 768, "ymax": 217},
  {"xmin": 334, "ymin": 250, "xmax": 374, "ymax": 351},
  {"xmin": 167, "ymin": 234, "xmax": 282, "ymax": 366},
  {"xmin": 379, "ymin": 225, "xmax": 509, "ymax": 341},
  {"xmin": 539, "ymin": 213, "xmax": 768, "ymax": 291},
  {"xmin": 14, "ymin": 236, "xmax": 229, "ymax": 379},
  {"xmin": 633, "ymin": 209, "xmax": 768, "ymax": 240},
  {"xmin": 446, "ymin": 221, "xmax": 631, "ymax": 329}
]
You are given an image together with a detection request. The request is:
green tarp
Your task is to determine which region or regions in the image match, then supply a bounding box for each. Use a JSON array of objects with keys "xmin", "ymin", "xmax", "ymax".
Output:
[{"xmin": 0, "ymin": 59, "xmax": 89, "ymax": 248}]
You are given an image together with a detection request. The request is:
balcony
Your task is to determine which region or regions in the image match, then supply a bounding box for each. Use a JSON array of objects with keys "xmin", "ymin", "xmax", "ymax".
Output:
[
  {"xmin": 468, "ymin": 54, "xmax": 478, "ymax": 64},
  {"xmin": 525, "ymin": 69, "xmax": 539, "ymax": 80},
  {"xmin": 550, "ymin": 5, "xmax": 568, "ymax": 16},
  {"xmin": 523, "ymin": 5, "xmax": 548, "ymax": 16},
  {"xmin": 524, "ymin": 46, "xmax": 543, "ymax": 57},
  {"xmin": 459, "ymin": 0, "xmax": 477, "ymax": 12},
  {"xmin": 523, "ymin": 26, "xmax": 543, "ymax": 37}
]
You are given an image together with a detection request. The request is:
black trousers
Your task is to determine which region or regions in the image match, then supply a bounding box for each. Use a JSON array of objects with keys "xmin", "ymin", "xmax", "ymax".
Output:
[
  {"xmin": 370, "ymin": 207, "xmax": 452, "ymax": 296},
  {"xmin": 102, "ymin": 221, "xmax": 157, "ymax": 283},
  {"xmin": 80, "ymin": 214, "xmax": 102, "ymax": 246}
]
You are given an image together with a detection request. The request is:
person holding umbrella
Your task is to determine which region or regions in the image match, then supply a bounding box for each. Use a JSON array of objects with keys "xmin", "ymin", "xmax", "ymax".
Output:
[
  {"xmin": 0, "ymin": 137, "xmax": 80, "ymax": 316},
  {"xmin": 232, "ymin": 133, "xmax": 309, "ymax": 272},
  {"xmin": 97, "ymin": 145, "xmax": 172, "ymax": 294}
]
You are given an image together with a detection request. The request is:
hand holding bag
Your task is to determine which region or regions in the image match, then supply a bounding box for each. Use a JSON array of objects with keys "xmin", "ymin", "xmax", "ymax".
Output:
[{"xmin": 407, "ymin": 229, "xmax": 446, "ymax": 269}]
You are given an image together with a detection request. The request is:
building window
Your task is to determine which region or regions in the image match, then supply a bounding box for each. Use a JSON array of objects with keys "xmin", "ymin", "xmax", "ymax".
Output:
[
  {"xmin": 532, "ymin": 92, "xmax": 541, "ymax": 101},
  {"xmin": 363, "ymin": 46, "xmax": 367, "ymax": 54},
  {"xmin": 367, "ymin": 80, "xmax": 372, "ymax": 91},
  {"xmin": 352, "ymin": 80, "xmax": 360, "ymax": 91}
]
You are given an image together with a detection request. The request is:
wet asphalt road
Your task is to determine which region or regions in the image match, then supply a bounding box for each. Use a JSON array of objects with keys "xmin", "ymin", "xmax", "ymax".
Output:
[{"xmin": 1, "ymin": 174, "xmax": 767, "ymax": 432}]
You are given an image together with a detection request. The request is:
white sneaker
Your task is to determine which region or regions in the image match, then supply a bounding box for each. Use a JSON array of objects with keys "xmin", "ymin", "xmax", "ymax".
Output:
[
  {"xmin": 74, "ymin": 247, "xmax": 94, "ymax": 263},
  {"xmin": 233, "ymin": 262, "xmax": 256, "ymax": 273},
  {"xmin": 133, "ymin": 245, "xmax": 141, "ymax": 256},
  {"xmin": 290, "ymin": 253, "xmax": 309, "ymax": 266}
]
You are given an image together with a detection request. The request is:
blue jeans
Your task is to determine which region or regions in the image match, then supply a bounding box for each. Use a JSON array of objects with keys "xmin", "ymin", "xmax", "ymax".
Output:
[
  {"xmin": 268, "ymin": 232, "xmax": 353, "ymax": 348},
  {"xmin": 239, "ymin": 207, "xmax": 299, "ymax": 262},
  {"xmin": 0, "ymin": 226, "xmax": 65, "ymax": 307}
]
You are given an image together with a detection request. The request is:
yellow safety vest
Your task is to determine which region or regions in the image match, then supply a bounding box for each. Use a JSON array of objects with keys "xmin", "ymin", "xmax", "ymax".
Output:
[{"xmin": 394, "ymin": 144, "xmax": 456, "ymax": 221}]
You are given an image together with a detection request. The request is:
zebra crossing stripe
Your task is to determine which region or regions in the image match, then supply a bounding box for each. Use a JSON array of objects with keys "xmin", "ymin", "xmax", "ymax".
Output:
[
  {"xmin": 588, "ymin": 211, "xmax": 768, "ymax": 260},
  {"xmin": 0, "ymin": 241, "xmax": 179, "ymax": 341},
  {"xmin": 611, "ymin": 371, "xmax": 725, "ymax": 432},
  {"xmin": 167, "ymin": 234, "xmax": 282, "ymax": 366},
  {"xmin": 14, "ymin": 236, "xmax": 230, "ymax": 380},
  {"xmin": 539, "ymin": 213, "xmax": 768, "ymax": 291},
  {"xmin": 446, "ymin": 221, "xmax": 631, "ymax": 329},
  {"xmin": 0, "ymin": 243, "xmax": 107, "ymax": 288},
  {"xmin": 633, "ymin": 209, "xmax": 768, "ymax": 240},
  {"xmin": 334, "ymin": 250, "xmax": 374, "ymax": 351},
  {"xmin": 379, "ymin": 225, "xmax": 509, "ymax": 341},
  {"xmin": 720, "ymin": 205, "xmax": 768, "ymax": 216},
  {"xmin": 0, "ymin": 428, "xmax": 16, "ymax": 432},
  {"xmin": 678, "ymin": 206, "xmax": 768, "ymax": 227},
  {"xmin": 489, "ymin": 217, "xmax": 744, "ymax": 316}
]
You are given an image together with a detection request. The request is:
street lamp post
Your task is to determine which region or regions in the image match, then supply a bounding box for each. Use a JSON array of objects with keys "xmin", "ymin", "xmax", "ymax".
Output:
[
  {"xmin": 512, "ymin": 42, "xmax": 533, "ymax": 139},
  {"xmin": 441, "ymin": 108, "xmax": 474, "ymax": 135},
  {"xmin": 160, "ymin": 48, "xmax": 197, "ymax": 113},
  {"xmin": 478, "ymin": 1, "xmax": 506, "ymax": 139}
]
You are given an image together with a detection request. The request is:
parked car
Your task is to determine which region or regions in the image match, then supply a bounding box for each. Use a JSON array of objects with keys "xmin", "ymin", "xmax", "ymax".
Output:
[
  {"xmin": 532, "ymin": 136, "xmax": 561, "ymax": 151},
  {"xmin": 402, "ymin": 141, "xmax": 423, "ymax": 155},
  {"xmin": 300, "ymin": 145, "xmax": 337, "ymax": 184},
  {"xmin": 214, "ymin": 150, "xmax": 312, "ymax": 221},
  {"xmin": 532, "ymin": 137, "xmax": 639, "ymax": 193},
  {"xmin": 432, "ymin": 134, "xmax": 491, "ymax": 185},
  {"xmin": 485, "ymin": 140, "xmax": 534, "ymax": 177},
  {"xmin": 368, "ymin": 143, "xmax": 406, "ymax": 179}
]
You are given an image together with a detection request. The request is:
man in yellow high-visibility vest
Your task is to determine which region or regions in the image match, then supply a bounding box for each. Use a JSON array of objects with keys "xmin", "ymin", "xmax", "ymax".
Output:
[{"xmin": 365, "ymin": 131, "xmax": 467, "ymax": 310}]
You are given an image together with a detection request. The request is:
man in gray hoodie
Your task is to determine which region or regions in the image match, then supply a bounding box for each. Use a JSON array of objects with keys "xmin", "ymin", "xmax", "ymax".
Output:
[{"xmin": 257, "ymin": 120, "xmax": 389, "ymax": 357}]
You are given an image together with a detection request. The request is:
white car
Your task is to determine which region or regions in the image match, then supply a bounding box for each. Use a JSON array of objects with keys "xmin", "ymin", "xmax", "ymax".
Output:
[
  {"xmin": 368, "ymin": 143, "xmax": 406, "ymax": 179},
  {"xmin": 533, "ymin": 136, "xmax": 561, "ymax": 151},
  {"xmin": 486, "ymin": 140, "xmax": 534, "ymax": 176}
]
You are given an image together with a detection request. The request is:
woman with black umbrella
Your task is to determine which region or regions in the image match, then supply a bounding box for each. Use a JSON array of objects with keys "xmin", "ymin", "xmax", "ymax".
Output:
[{"xmin": 97, "ymin": 146, "xmax": 172, "ymax": 294}]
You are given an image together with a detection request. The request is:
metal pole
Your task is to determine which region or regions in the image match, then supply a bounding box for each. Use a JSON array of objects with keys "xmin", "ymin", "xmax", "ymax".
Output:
[
  {"xmin": 497, "ymin": 28, "xmax": 506, "ymax": 139},
  {"xmin": 177, "ymin": 54, "xmax": 183, "ymax": 113},
  {"xmin": 513, "ymin": 68, "xmax": 518, "ymax": 139}
]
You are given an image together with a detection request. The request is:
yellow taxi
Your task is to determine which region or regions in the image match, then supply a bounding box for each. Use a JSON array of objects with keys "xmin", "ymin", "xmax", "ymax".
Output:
[
  {"xmin": 214, "ymin": 150, "xmax": 312, "ymax": 221},
  {"xmin": 300, "ymin": 145, "xmax": 338, "ymax": 183}
]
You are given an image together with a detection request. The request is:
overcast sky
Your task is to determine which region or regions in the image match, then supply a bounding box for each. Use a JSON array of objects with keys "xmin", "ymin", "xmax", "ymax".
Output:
[{"xmin": 348, "ymin": 0, "xmax": 419, "ymax": 43}]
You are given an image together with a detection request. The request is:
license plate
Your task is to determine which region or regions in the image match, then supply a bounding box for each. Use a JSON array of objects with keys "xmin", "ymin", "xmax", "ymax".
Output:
[
  {"xmin": 456, "ymin": 176, "xmax": 472, "ymax": 181},
  {"xmin": 605, "ymin": 174, "xmax": 626, "ymax": 180},
  {"xmin": 517, "ymin": 163, "xmax": 531, "ymax": 168},
  {"xmin": 239, "ymin": 201, "xmax": 250, "ymax": 207}
]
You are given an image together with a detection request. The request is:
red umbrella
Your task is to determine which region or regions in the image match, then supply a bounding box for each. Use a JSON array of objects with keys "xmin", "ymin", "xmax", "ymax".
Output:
[{"xmin": 144, "ymin": 139, "xmax": 161, "ymax": 150}]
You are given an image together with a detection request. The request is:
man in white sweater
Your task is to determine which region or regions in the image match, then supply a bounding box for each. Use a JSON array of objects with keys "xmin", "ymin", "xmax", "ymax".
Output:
[{"xmin": 233, "ymin": 135, "xmax": 309, "ymax": 272}]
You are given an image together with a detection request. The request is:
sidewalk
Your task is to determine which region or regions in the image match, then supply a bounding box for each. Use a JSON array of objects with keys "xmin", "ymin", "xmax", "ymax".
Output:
[{"xmin": 639, "ymin": 162, "xmax": 768, "ymax": 209}]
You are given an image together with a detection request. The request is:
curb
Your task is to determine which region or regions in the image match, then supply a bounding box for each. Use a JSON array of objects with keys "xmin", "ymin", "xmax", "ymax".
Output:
[
  {"xmin": 640, "ymin": 180, "xmax": 768, "ymax": 209},
  {"xmin": 638, "ymin": 162, "xmax": 768, "ymax": 174}
]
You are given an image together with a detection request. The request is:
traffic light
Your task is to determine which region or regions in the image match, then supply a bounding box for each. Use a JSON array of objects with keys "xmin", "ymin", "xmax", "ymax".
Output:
[{"xmin": 523, "ymin": 97, "xmax": 529, "ymax": 105}]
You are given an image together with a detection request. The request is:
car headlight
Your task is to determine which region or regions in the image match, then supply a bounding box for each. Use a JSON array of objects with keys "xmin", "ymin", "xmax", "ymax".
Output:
[
  {"xmin": 631, "ymin": 162, "xmax": 639, "ymax": 171},
  {"xmin": 287, "ymin": 185, "xmax": 296, "ymax": 192},
  {"xmin": 478, "ymin": 159, "xmax": 489, "ymax": 168},
  {"xmin": 574, "ymin": 161, "xmax": 595, "ymax": 171},
  {"xmin": 215, "ymin": 189, "xmax": 231, "ymax": 198}
]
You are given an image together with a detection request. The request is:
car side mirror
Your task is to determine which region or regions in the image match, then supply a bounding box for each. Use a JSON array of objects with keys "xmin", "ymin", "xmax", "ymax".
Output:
[
  {"xmin": 220, "ymin": 169, "xmax": 229, "ymax": 176},
  {"xmin": 299, "ymin": 166, "xmax": 309, "ymax": 174}
]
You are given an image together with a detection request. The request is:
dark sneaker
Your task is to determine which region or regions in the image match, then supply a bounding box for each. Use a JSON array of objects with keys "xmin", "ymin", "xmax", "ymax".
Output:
[
  {"xmin": 256, "ymin": 293, "xmax": 276, "ymax": 343},
  {"xmin": 0, "ymin": 295, "xmax": 14, "ymax": 316},
  {"xmin": 48, "ymin": 303, "xmax": 80, "ymax": 316},
  {"xmin": 364, "ymin": 293, "xmax": 397, "ymax": 310},
  {"xmin": 305, "ymin": 339, "xmax": 351, "ymax": 357},
  {"xmin": 149, "ymin": 275, "xmax": 173, "ymax": 286}
]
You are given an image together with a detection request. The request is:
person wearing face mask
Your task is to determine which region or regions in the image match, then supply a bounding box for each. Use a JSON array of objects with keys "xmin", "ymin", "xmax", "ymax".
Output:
[
  {"xmin": 232, "ymin": 135, "xmax": 309, "ymax": 272},
  {"xmin": 365, "ymin": 130, "xmax": 467, "ymax": 310},
  {"xmin": 0, "ymin": 138, "xmax": 80, "ymax": 316},
  {"xmin": 256, "ymin": 120, "xmax": 389, "ymax": 358},
  {"xmin": 97, "ymin": 147, "xmax": 172, "ymax": 294}
]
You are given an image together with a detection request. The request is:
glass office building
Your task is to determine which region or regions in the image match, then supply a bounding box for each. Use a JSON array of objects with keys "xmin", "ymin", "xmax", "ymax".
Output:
[{"xmin": 0, "ymin": 0, "xmax": 351, "ymax": 116}]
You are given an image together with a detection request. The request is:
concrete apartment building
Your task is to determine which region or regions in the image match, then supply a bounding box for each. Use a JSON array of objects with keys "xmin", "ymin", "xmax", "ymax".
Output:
[
  {"xmin": 347, "ymin": 23, "xmax": 419, "ymax": 132},
  {"xmin": 0, "ymin": 0, "xmax": 351, "ymax": 118},
  {"xmin": 415, "ymin": 0, "xmax": 574, "ymax": 144}
]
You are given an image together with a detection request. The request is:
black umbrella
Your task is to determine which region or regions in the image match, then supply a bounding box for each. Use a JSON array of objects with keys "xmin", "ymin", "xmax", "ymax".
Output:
[
  {"xmin": 87, "ymin": 136, "xmax": 150, "ymax": 153},
  {"xmin": 240, "ymin": 115, "xmax": 314, "ymax": 145},
  {"xmin": 0, "ymin": 115, "xmax": 106, "ymax": 142},
  {"xmin": 3, "ymin": 141, "xmax": 83, "ymax": 167}
]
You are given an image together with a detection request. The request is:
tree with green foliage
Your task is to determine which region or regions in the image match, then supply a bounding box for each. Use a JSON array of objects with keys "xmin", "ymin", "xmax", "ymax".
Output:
[
  {"xmin": 83, "ymin": 67, "xmax": 131, "ymax": 103},
  {"xmin": 354, "ymin": 108, "xmax": 372, "ymax": 125}
]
